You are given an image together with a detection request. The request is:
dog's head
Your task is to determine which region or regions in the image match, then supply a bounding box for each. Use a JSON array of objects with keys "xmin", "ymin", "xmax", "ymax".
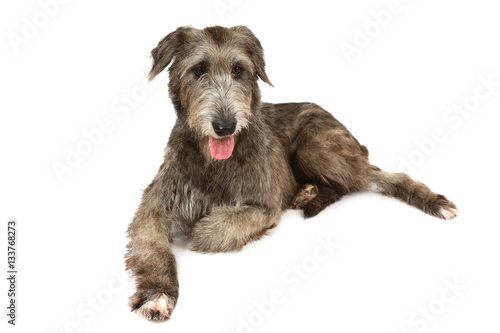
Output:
[{"xmin": 148, "ymin": 26, "xmax": 272, "ymax": 160}]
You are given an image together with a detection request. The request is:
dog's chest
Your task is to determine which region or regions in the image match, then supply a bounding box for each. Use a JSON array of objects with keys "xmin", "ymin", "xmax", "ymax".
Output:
[
  {"xmin": 176, "ymin": 156, "xmax": 275, "ymax": 221},
  {"xmin": 205, "ymin": 157, "xmax": 273, "ymax": 205}
]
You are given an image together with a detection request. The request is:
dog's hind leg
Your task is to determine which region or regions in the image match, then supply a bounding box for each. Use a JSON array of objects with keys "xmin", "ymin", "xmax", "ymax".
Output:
[
  {"xmin": 190, "ymin": 205, "xmax": 281, "ymax": 253},
  {"xmin": 365, "ymin": 166, "xmax": 458, "ymax": 219},
  {"xmin": 289, "ymin": 103, "xmax": 457, "ymax": 219},
  {"xmin": 290, "ymin": 103, "xmax": 369, "ymax": 216}
]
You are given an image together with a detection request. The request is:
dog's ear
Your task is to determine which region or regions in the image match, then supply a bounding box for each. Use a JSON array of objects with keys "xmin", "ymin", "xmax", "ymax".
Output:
[
  {"xmin": 148, "ymin": 26, "xmax": 194, "ymax": 81},
  {"xmin": 233, "ymin": 26, "xmax": 273, "ymax": 87}
]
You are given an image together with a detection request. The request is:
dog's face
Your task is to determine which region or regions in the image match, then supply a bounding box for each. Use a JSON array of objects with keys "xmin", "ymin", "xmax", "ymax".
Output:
[{"xmin": 148, "ymin": 26, "xmax": 272, "ymax": 160}]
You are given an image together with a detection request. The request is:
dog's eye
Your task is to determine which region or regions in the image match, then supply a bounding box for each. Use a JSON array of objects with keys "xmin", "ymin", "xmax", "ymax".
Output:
[
  {"xmin": 196, "ymin": 66, "xmax": 205, "ymax": 76},
  {"xmin": 232, "ymin": 66, "xmax": 242, "ymax": 76}
]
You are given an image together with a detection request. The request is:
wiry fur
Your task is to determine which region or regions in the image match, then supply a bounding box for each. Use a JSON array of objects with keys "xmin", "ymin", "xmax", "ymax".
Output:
[{"xmin": 126, "ymin": 25, "xmax": 458, "ymax": 322}]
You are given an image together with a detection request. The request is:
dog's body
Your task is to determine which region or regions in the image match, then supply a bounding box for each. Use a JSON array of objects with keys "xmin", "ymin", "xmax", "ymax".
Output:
[{"xmin": 126, "ymin": 26, "xmax": 457, "ymax": 321}]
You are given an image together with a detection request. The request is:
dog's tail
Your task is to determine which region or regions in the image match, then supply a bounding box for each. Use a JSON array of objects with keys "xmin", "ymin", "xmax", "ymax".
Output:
[{"xmin": 365, "ymin": 166, "xmax": 458, "ymax": 220}]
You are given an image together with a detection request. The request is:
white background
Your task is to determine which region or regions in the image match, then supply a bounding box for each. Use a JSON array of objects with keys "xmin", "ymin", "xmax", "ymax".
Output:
[{"xmin": 1, "ymin": 0, "xmax": 499, "ymax": 332}]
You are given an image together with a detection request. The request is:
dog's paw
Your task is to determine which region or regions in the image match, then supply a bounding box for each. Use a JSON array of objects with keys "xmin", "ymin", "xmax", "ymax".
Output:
[
  {"xmin": 291, "ymin": 184, "xmax": 318, "ymax": 209},
  {"xmin": 130, "ymin": 292, "xmax": 176, "ymax": 322},
  {"xmin": 438, "ymin": 206, "xmax": 458, "ymax": 220},
  {"xmin": 427, "ymin": 194, "xmax": 458, "ymax": 220}
]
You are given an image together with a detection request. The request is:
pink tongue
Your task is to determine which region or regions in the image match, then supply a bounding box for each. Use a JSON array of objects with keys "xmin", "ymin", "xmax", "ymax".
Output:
[{"xmin": 208, "ymin": 136, "xmax": 235, "ymax": 160}]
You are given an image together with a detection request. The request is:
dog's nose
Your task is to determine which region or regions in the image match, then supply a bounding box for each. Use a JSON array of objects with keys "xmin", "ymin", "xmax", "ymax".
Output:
[{"xmin": 212, "ymin": 119, "xmax": 236, "ymax": 137}]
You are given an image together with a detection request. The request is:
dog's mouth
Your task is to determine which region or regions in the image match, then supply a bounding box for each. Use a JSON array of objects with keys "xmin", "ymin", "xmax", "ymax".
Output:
[{"xmin": 208, "ymin": 135, "xmax": 235, "ymax": 160}]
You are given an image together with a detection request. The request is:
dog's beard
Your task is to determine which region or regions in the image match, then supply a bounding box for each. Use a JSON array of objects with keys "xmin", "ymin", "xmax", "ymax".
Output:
[{"xmin": 208, "ymin": 135, "xmax": 234, "ymax": 160}]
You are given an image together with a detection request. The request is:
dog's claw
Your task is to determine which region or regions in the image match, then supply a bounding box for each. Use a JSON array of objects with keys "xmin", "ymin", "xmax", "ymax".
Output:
[{"xmin": 131, "ymin": 303, "xmax": 142, "ymax": 312}]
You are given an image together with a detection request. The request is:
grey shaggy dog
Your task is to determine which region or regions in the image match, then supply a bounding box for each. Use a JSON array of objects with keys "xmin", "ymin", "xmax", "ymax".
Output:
[{"xmin": 126, "ymin": 25, "xmax": 458, "ymax": 322}]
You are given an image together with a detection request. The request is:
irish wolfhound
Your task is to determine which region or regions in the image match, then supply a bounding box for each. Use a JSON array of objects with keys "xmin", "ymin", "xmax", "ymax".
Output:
[{"xmin": 126, "ymin": 25, "xmax": 457, "ymax": 322}]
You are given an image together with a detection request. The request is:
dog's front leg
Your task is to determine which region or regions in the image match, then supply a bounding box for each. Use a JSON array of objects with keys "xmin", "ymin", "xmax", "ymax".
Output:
[
  {"xmin": 126, "ymin": 212, "xmax": 179, "ymax": 322},
  {"xmin": 190, "ymin": 205, "xmax": 280, "ymax": 253}
]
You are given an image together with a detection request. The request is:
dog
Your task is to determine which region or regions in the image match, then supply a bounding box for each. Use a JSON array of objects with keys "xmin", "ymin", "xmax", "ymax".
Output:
[{"xmin": 125, "ymin": 25, "xmax": 458, "ymax": 322}]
